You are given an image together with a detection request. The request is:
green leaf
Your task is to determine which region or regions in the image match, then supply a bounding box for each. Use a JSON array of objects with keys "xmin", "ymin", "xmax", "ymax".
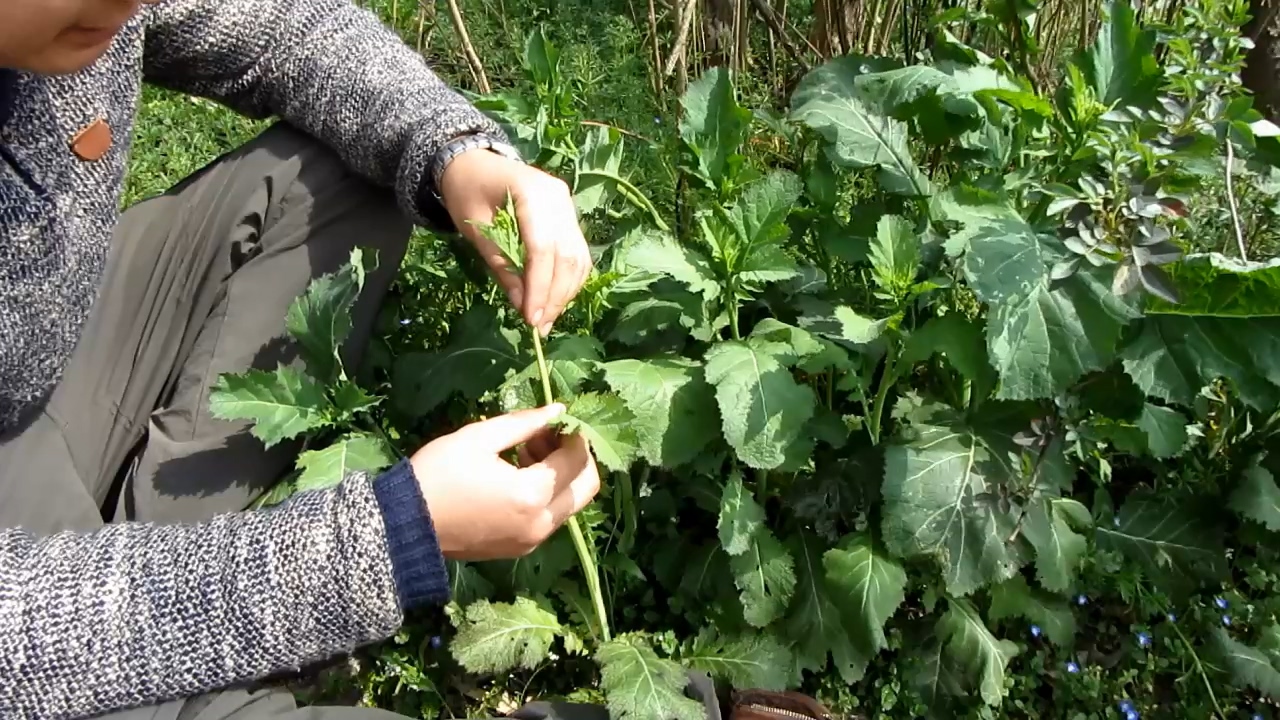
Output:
[
  {"xmin": 850, "ymin": 63, "xmax": 957, "ymax": 115},
  {"xmin": 1230, "ymin": 457, "xmax": 1280, "ymax": 532},
  {"xmin": 450, "ymin": 597, "xmax": 562, "ymax": 675},
  {"xmin": 393, "ymin": 302, "xmax": 524, "ymax": 416},
  {"xmin": 1095, "ymin": 495, "xmax": 1227, "ymax": 596},
  {"xmin": 680, "ymin": 67, "xmax": 752, "ymax": 191},
  {"xmin": 881, "ymin": 421, "xmax": 1030, "ymax": 596},
  {"xmin": 332, "ymin": 382, "xmax": 381, "ymax": 418},
  {"xmin": 616, "ymin": 228, "xmax": 720, "ymax": 300},
  {"xmin": 988, "ymin": 575, "xmax": 1077, "ymax": 647},
  {"xmin": 794, "ymin": 297, "xmax": 891, "ymax": 350},
  {"xmin": 209, "ymin": 365, "xmax": 330, "ymax": 448},
  {"xmin": 523, "ymin": 25, "xmax": 560, "ymax": 91},
  {"xmin": 1074, "ymin": 0, "xmax": 1160, "ymax": 109},
  {"xmin": 1022, "ymin": 498, "xmax": 1091, "ymax": 594},
  {"xmin": 608, "ymin": 292, "xmax": 705, "ymax": 347},
  {"xmin": 783, "ymin": 532, "xmax": 866, "ymax": 683},
  {"xmin": 1135, "ymin": 403, "xmax": 1188, "ymax": 459},
  {"xmin": 869, "ymin": 215, "xmax": 920, "ymax": 298},
  {"xmin": 1146, "ymin": 253, "xmax": 1280, "ymax": 318},
  {"xmin": 597, "ymin": 635, "xmax": 705, "ymax": 720},
  {"xmin": 1212, "ymin": 626, "xmax": 1280, "ymax": 699},
  {"xmin": 295, "ymin": 434, "xmax": 394, "ymax": 493},
  {"xmin": 599, "ymin": 357, "xmax": 718, "ymax": 468},
  {"xmin": 935, "ymin": 598, "xmax": 1019, "ymax": 707},
  {"xmin": 449, "ymin": 561, "xmax": 496, "ymax": 608},
  {"xmin": 750, "ymin": 318, "xmax": 845, "ymax": 369},
  {"xmin": 901, "ymin": 314, "xmax": 997, "ymax": 397},
  {"xmin": 730, "ymin": 527, "xmax": 796, "ymax": 627},
  {"xmin": 486, "ymin": 532, "xmax": 578, "ymax": 597},
  {"xmin": 256, "ymin": 472, "xmax": 299, "ymax": 509},
  {"xmin": 790, "ymin": 59, "xmax": 932, "ymax": 197},
  {"xmin": 726, "ymin": 170, "xmax": 803, "ymax": 285},
  {"xmin": 500, "ymin": 335, "xmax": 603, "ymax": 412},
  {"xmin": 574, "ymin": 124, "xmax": 626, "ymax": 214},
  {"xmin": 284, "ymin": 248, "xmax": 367, "ymax": 384},
  {"xmin": 960, "ymin": 205, "xmax": 1137, "ymax": 400},
  {"xmin": 718, "ymin": 470, "xmax": 766, "ymax": 556},
  {"xmin": 704, "ymin": 337, "xmax": 818, "ymax": 469},
  {"xmin": 474, "ymin": 194, "xmax": 525, "ymax": 276},
  {"xmin": 680, "ymin": 629, "xmax": 794, "ymax": 691},
  {"xmin": 1120, "ymin": 315, "xmax": 1280, "ymax": 411},
  {"xmin": 822, "ymin": 533, "xmax": 908, "ymax": 671},
  {"xmin": 556, "ymin": 392, "xmax": 641, "ymax": 473}
]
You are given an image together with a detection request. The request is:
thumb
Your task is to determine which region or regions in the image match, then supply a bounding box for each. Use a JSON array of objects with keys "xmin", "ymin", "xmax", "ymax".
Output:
[{"xmin": 459, "ymin": 403, "xmax": 567, "ymax": 453}]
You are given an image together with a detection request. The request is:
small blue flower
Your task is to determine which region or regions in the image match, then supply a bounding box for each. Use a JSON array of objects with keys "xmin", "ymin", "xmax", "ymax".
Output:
[
  {"xmin": 1126, "ymin": 710, "xmax": 1140, "ymax": 720},
  {"xmin": 1065, "ymin": 660, "xmax": 1080, "ymax": 673},
  {"xmin": 653, "ymin": 116, "xmax": 662, "ymax": 125},
  {"xmin": 1215, "ymin": 596, "xmax": 1229, "ymax": 610},
  {"xmin": 429, "ymin": 635, "xmax": 443, "ymax": 649},
  {"xmin": 1223, "ymin": 614, "xmax": 1233, "ymax": 627},
  {"xmin": 399, "ymin": 318, "xmax": 412, "ymax": 326},
  {"xmin": 1030, "ymin": 624, "xmax": 1042, "ymax": 638},
  {"xmin": 1167, "ymin": 612, "xmax": 1177, "ymax": 622},
  {"xmin": 1253, "ymin": 714, "xmax": 1263, "ymax": 720},
  {"xmin": 1076, "ymin": 594, "xmax": 1088, "ymax": 606},
  {"xmin": 1113, "ymin": 516, "xmax": 1121, "ymax": 527},
  {"xmin": 1136, "ymin": 631, "xmax": 1151, "ymax": 648},
  {"xmin": 1118, "ymin": 699, "xmax": 1134, "ymax": 712}
]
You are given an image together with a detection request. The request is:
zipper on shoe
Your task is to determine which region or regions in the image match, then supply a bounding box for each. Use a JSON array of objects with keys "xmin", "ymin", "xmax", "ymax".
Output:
[{"xmin": 744, "ymin": 703, "xmax": 828, "ymax": 720}]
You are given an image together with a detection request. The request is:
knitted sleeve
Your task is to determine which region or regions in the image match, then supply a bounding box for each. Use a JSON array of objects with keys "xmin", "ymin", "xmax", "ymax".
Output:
[
  {"xmin": 0, "ymin": 472, "xmax": 429, "ymax": 720},
  {"xmin": 139, "ymin": 0, "xmax": 507, "ymax": 227}
]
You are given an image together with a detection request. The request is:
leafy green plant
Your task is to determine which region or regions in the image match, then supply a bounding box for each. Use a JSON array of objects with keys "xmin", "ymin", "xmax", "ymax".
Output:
[
  {"xmin": 210, "ymin": 248, "xmax": 396, "ymax": 505},
  {"xmin": 212, "ymin": 2, "xmax": 1280, "ymax": 717}
]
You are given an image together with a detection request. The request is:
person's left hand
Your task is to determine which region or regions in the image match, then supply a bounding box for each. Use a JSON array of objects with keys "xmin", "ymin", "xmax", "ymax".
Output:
[{"xmin": 439, "ymin": 147, "xmax": 592, "ymax": 337}]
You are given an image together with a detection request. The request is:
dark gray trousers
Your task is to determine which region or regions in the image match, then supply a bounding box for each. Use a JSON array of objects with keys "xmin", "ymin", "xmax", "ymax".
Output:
[
  {"xmin": 0, "ymin": 122, "xmax": 409, "ymax": 531},
  {"xmin": 0, "ymin": 123, "xmax": 718, "ymax": 720}
]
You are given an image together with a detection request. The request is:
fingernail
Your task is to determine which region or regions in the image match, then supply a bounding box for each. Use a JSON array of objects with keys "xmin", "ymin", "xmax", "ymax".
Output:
[
  {"xmin": 548, "ymin": 402, "xmax": 566, "ymax": 416},
  {"xmin": 541, "ymin": 322, "xmax": 552, "ymax": 337},
  {"xmin": 532, "ymin": 308, "xmax": 544, "ymax": 324}
]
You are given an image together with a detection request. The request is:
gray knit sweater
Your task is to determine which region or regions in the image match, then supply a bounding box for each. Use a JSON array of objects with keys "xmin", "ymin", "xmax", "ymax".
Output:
[{"xmin": 0, "ymin": 1, "xmax": 507, "ymax": 718}]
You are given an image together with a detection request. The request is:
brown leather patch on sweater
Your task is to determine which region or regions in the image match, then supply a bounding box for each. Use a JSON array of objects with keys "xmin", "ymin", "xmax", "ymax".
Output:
[{"xmin": 70, "ymin": 118, "xmax": 111, "ymax": 161}]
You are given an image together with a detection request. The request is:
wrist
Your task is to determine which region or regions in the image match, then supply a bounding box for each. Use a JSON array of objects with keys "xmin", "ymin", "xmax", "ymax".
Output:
[
  {"xmin": 428, "ymin": 133, "xmax": 523, "ymax": 203},
  {"xmin": 371, "ymin": 460, "xmax": 451, "ymax": 611}
]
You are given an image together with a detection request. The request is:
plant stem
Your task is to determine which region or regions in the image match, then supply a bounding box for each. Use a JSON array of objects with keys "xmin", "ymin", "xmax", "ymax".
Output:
[
  {"xmin": 531, "ymin": 329, "xmax": 613, "ymax": 642},
  {"xmin": 727, "ymin": 283, "xmax": 742, "ymax": 340},
  {"xmin": 1225, "ymin": 139, "xmax": 1248, "ymax": 261},
  {"xmin": 867, "ymin": 341, "xmax": 898, "ymax": 446},
  {"xmin": 575, "ymin": 170, "xmax": 670, "ymax": 232},
  {"xmin": 1169, "ymin": 621, "xmax": 1226, "ymax": 719},
  {"xmin": 532, "ymin": 329, "xmax": 555, "ymax": 405}
]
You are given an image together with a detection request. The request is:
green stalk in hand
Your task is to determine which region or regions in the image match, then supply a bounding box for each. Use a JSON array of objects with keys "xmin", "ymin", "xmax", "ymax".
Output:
[{"xmin": 471, "ymin": 196, "xmax": 612, "ymax": 643}]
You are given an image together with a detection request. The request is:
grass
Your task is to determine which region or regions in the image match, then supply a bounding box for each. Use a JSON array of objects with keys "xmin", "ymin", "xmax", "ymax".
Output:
[{"xmin": 124, "ymin": 86, "xmax": 265, "ymax": 206}]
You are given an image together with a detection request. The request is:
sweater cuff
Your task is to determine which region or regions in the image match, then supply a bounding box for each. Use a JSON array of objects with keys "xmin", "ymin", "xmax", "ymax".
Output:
[{"xmin": 371, "ymin": 459, "xmax": 451, "ymax": 611}]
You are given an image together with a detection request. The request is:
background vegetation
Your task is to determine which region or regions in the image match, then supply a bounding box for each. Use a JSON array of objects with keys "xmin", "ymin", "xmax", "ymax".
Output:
[{"xmin": 126, "ymin": 0, "xmax": 1280, "ymax": 718}]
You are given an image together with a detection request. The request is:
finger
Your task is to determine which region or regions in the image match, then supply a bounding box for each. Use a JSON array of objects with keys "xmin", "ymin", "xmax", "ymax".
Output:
[
  {"xmin": 514, "ymin": 176, "xmax": 572, "ymax": 328},
  {"xmin": 516, "ymin": 426, "xmax": 560, "ymax": 467},
  {"xmin": 576, "ymin": 249, "xmax": 594, "ymax": 299},
  {"xmin": 459, "ymin": 403, "xmax": 566, "ymax": 453},
  {"xmin": 527, "ymin": 426, "xmax": 562, "ymax": 464},
  {"xmin": 544, "ymin": 454, "xmax": 602, "ymax": 529},
  {"xmin": 539, "ymin": 228, "xmax": 591, "ymax": 336},
  {"xmin": 527, "ymin": 432, "xmax": 591, "ymax": 497}
]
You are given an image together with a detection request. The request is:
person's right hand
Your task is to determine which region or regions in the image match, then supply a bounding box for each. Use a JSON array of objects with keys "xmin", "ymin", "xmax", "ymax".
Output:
[{"xmin": 410, "ymin": 404, "xmax": 601, "ymax": 561}]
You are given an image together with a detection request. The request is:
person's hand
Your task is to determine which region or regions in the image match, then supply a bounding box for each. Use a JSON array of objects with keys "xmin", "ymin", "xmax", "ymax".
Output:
[
  {"xmin": 439, "ymin": 148, "xmax": 592, "ymax": 337},
  {"xmin": 410, "ymin": 404, "xmax": 601, "ymax": 561}
]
